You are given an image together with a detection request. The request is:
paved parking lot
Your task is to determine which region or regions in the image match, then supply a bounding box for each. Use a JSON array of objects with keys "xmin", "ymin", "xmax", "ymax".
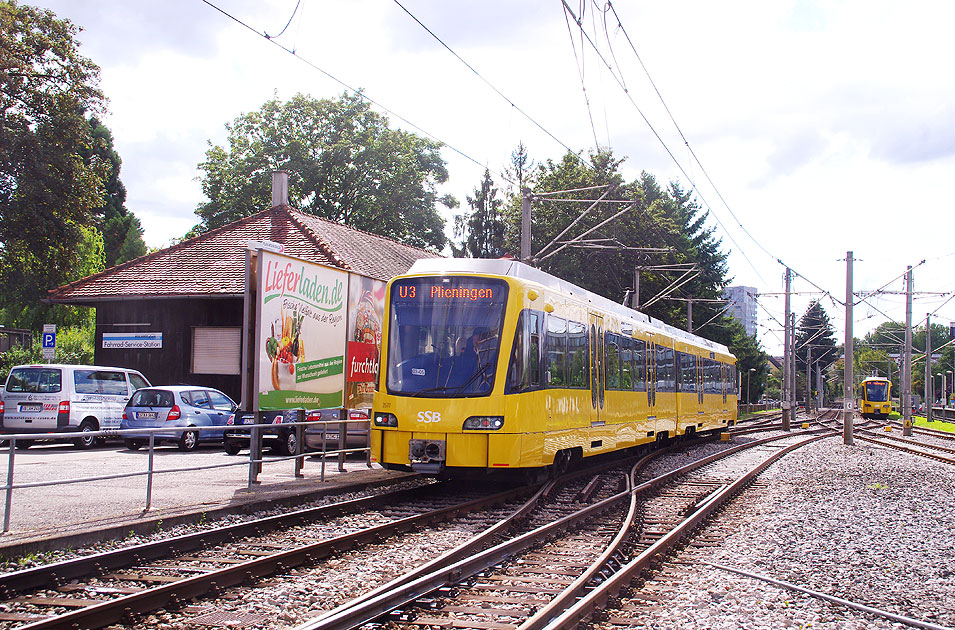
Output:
[{"xmin": 0, "ymin": 439, "xmax": 380, "ymax": 543}]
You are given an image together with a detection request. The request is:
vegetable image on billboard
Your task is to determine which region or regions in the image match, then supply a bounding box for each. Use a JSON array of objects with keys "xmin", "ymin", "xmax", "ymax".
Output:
[{"xmin": 256, "ymin": 251, "xmax": 348, "ymax": 410}]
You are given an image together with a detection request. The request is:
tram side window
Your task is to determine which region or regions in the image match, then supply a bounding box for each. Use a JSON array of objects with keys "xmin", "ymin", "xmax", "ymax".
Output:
[
  {"xmin": 703, "ymin": 359, "xmax": 717, "ymax": 394},
  {"xmin": 657, "ymin": 345, "xmax": 675, "ymax": 393},
  {"xmin": 545, "ymin": 315, "xmax": 567, "ymax": 387},
  {"xmin": 568, "ymin": 321, "xmax": 588, "ymax": 388},
  {"xmin": 620, "ymin": 336, "xmax": 633, "ymax": 389},
  {"xmin": 633, "ymin": 339, "xmax": 647, "ymax": 392},
  {"xmin": 605, "ymin": 333, "xmax": 621, "ymax": 389},
  {"xmin": 506, "ymin": 310, "xmax": 542, "ymax": 393},
  {"xmin": 727, "ymin": 365, "xmax": 738, "ymax": 395},
  {"xmin": 678, "ymin": 352, "xmax": 696, "ymax": 393}
]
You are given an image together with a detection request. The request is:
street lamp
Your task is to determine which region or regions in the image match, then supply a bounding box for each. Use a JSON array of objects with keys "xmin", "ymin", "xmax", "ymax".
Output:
[{"xmin": 747, "ymin": 368, "xmax": 756, "ymax": 416}]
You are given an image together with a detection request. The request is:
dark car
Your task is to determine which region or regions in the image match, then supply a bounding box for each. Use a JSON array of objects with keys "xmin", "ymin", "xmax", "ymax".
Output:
[
  {"xmin": 121, "ymin": 386, "xmax": 237, "ymax": 451},
  {"xmin": 304, "ymin": 408, "xmax": 370, "ymax": 452},
  {"xmin": 223, "ymin": 409, "xmax": 306, "ymax": 456}
]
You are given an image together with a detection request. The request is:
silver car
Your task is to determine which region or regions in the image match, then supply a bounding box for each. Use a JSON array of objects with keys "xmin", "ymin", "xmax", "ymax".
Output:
[{"xmin": 121, "ymin": 386, "xmax": 237, "ymax": 451}]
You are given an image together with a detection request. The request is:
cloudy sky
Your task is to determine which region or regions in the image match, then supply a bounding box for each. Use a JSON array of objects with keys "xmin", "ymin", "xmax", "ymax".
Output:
[{"xmin": 32, "ymin": 0, "xmax": 955, "ymax": 354}]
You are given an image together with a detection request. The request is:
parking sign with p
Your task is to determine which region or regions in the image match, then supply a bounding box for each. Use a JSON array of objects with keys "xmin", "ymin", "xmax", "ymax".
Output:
[{"xmin": 42, "ymin": 323, "xmax": 55, "ymax": 360}]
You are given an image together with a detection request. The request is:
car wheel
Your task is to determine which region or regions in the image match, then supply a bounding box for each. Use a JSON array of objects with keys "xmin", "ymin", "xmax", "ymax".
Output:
[
  {"xmin": 74, "ymin": 420, "xmax": 98, "ymax": 449},
  {"xmin": 178, "ymin": 428, "xmax": 199, "ymax": 451},
  {"xmin": 276, "ymin": 430, "xmax": 297, "ymax": 456},
  {"xmin": 223, "ymin": 439, "xmax": 242, "ymax": 455},
  {"xmin": 124, "ymin": 438, "xmax": 143, "ymax": 451},
  {"xmin": 14, "ymin": 439, "xmax": 34, "ymax": 450}
]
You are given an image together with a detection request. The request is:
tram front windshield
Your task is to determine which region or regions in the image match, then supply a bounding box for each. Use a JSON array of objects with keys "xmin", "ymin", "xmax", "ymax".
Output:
[
  {"xmin": 865, "ymin": 381, "xmax": 889, "ymax": 402},
  {"xmin": 386, "ymin": 277, "xmax": 509, "ymax": 397}
]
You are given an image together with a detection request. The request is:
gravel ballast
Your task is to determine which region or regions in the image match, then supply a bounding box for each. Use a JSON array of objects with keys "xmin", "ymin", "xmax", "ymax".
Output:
[{"xmin": 609, "ymin": 434, "xmax": 955, "ymax": 629}]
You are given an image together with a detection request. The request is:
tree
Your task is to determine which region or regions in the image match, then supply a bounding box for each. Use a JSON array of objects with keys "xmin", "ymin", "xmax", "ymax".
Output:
[
  {"xmin": 500, "ymin": 147, "xmax": 732, "ymax": 341},
  {"xmin": 0, "ymin": 1, "xmax": 109, "ymax": 329},
  {"xmin": 725, "ymin": 317, "xmax": 769, "ymax": 404},
  {"xmin": 87, "ymin": 117, "xmax": 146, "ymax": 266},
  {"xmin": 857, "ymin": 320, "xmax": 954, "ymax": 400},
  {"xmin": 794, "ymin": 301, "xmax": 838, "ymax": 375},
  {"xmin": 452, "ymin": 169, "xmax": 506, "ymax": 258},
  {"xmin": 195, "ymin": 92, "xmax": 453, "ymax": 250}
]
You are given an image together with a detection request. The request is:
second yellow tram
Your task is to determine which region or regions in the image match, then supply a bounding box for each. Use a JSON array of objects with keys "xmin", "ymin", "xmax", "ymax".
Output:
[{"xmin": 859, "ymin": 376, "xmax": 892, "ymax": 419}]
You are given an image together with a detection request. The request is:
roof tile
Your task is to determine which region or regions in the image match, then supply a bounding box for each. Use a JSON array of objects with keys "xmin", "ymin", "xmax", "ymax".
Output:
[{"xmin": 49, "ymin": 207, "xmax": 441, "ymax": 303}]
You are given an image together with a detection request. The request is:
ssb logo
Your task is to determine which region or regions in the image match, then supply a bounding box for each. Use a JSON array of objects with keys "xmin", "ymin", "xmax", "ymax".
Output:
[{"xmin": 417, "ymin": 410, "xmax": 441, "ymax": 423}]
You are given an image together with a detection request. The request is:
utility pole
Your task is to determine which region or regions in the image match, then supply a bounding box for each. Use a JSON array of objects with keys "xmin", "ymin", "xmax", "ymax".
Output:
[
  {"xmin": 806, "ymin": 343, "xmax": 812, "ymax": 414},
  {"xmin": 633, "ymin": 267, "xmax": 641, "ymax": 309},
  {"xmin": 782, "ymin": 268, "xmax": 792, "ymax": 431},
  {"xmin": 687, "ymin": 299, "xmax": 693, "ymax": 333},
  {"xmin": 790, "ymin": 312, "xmax": 797, "ymax": 418},
  {"xmin": 521, "ymin": 189, "xmax": 532, "ymax": 264},
  {"xmin": 903, "ymin": 266, "xmax": 913, "ymax": 436},
  {"xmin": 925, "ymin": 314, "xmax": 933, "ymax": 424},
  {"xmin": 844, "ymin": 251, "xmax": 854, "ymax": 445},
  {"xmin": 816, "ymin": 360, "xmax": 823, "ymax": 410}
]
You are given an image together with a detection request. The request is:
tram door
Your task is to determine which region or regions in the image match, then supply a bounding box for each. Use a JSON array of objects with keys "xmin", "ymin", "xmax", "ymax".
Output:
[
  {"xmin": 647, "ymin": 340, "xmax": 657, "ymax": 409},
  {"xmin": 589, "ymin": 314, "xmax": 605, "ymax": 421},
  {"xmin": 721, "ymin": 364, "xmax": 728, "ymax": 405}
]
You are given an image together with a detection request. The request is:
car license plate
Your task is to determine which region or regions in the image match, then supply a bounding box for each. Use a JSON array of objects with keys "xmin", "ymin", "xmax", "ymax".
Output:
[
  {"xmin": 325, "ymin": 433, "xmax": 339, "ymax": 441},
  {"xmin": 18, "ymin": 403, "xmax": 42, "ymax": 413},
  {"xmin": 137, "ymin": 411, "xmax": 157, "ymax": 420},
  {"xmin": 242, "ymin": 416, "xmax": 256, "ymax": 425}
]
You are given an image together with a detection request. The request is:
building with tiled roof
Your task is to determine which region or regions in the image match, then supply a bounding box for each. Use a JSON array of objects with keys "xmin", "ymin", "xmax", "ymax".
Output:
[
  {"xmin": 49, "ymin": 186, "xmax": 441, "ymax": 403},
  {"xmin": 49, "ymin": 205, "xmax": 439, "ymax": 303}
]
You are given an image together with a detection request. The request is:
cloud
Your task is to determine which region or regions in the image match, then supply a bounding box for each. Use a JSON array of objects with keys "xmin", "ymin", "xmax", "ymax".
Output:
[
  {"xmin": 868, "ymin": 108, "xmax": 955, "ymax": 165},
  {"xmin": 37, "ymin": 1, "xmax": 251, "ymax": 62}
]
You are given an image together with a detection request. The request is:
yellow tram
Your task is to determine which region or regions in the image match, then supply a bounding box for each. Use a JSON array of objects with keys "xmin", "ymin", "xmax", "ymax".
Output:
[
  {"xmin": 371, "ymin": 259, "xmax": 738, "ymax": 477},
  {"xmin": 859, "ymin": 376, "xmax": 892, "ymax": 419}
]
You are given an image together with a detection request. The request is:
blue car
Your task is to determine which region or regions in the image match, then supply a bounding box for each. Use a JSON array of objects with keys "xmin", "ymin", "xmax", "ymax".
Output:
[{"xmin": 121, "ymin": 386, "xmax": 237, "ymax": 451}]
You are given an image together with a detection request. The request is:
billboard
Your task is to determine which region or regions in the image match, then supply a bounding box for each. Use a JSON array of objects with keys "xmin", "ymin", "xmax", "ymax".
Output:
[
  {"xmin": 255, "ymin": 251, "xmax": 348, "ymax": 410},
  {"xmin": 345, "ymin": 275, "xmax": 386, "ymax": 409}
]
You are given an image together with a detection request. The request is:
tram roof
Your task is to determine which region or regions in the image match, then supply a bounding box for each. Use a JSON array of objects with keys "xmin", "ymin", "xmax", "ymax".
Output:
[{"xmin": 407, "ymin": 258, "xmax": 731, "ymax": 356}]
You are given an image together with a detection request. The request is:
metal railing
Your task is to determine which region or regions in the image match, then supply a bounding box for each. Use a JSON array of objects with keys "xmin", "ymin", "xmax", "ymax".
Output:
[
  {"xmin": 930, "ymin": 406, "xmax": 955, "ymax": 421},
  {"xmin": 0, "ymin": 419, "xmax": 371, "ymax": 533}
]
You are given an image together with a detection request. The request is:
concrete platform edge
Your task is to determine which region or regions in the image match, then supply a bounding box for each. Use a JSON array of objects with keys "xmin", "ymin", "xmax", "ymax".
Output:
[{"xmin": 0, "ymin": 470, "xmax": 417, "ymax": 560}]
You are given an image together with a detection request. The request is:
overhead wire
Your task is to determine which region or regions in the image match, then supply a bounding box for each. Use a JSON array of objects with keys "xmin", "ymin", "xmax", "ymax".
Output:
[
  {"xmin": 604, "ymin": 1, "xmax": 779, "ymax": 270},
  {"xmin": 390, "ymin": 0, "xmax": 588, "ymax": 172},
  {"xmin": 559, "ymin": 0, "xmax": 766, "ymax": 286},
  {"xmin": 595, "ymin": 2, "xmax": 881, "ymax": 314},
  {"xmin": 199, "ymin": 0, "xmax": 503, "ymax": 182},
  {"xmin": 264, "ymin": 0, "xmax": 302, "ymax": 39},
  {"xmin": 560, "ymin": 0, "xmax": 600, "ymax": 148},
  {"xmin": 390, "ymin": 0, "xmax": 711, "ymax": 294}
]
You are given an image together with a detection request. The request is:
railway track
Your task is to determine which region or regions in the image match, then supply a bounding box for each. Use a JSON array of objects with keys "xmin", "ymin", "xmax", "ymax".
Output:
[
  {"xmin": 814, "ymin": 411, "xmax": 955, "ymax": 466},
  {"xmin": 0, "ymin": 448, "xmax": 679, "ymax": 629},
  {"xmin": 853, "ymin": 427, "xmax": 955, "ymax": 465},
  {"xmin": 0, "ymin": 481, "xmax": 533, "ymax": 629},
  {"xmin": 886, "ymin": 419, "xmax": 955, "ymax": 441},
  {"xmin": 296, "ymin": 427, "xmax": 832, "ymax": 630}
]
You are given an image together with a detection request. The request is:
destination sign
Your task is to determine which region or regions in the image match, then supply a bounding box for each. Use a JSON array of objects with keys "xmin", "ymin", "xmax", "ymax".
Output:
[{"xmin": 394, "ymin": 281, "xmax": 500, "ymax": 301}]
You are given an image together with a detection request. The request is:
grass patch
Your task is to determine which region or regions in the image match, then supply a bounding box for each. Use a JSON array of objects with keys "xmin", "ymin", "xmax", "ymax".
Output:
[
  {"xmin": 885, "ymin": 411, "xmax": 955, "ymax": 432},
  {"xmin": 914, "ymin": 416, "xmax": 955, "ymax": 432}
]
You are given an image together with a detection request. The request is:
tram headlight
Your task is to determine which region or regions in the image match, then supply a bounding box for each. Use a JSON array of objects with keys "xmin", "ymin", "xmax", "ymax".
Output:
[
  {"xmin": 373, "ymin": 412, "xmax": 398, "ymax": 427},
  {"xmin": 463, "ymin": 416, "xmax": 504, "ymax": 430}
]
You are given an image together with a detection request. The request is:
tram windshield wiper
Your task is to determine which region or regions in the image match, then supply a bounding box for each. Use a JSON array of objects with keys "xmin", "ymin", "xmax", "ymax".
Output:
[
  {"xmin": 449, "ymin": 362, "xmax": 494, "ymax": 396},
  {"xmin": 408, "ymin": 386, "xmax": 454, "ymax": 397}
]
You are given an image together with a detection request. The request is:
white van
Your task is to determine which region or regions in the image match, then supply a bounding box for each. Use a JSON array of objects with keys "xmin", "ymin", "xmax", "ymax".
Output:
[{"xmin": 0, "ymin": 364, "xmax": 151, "ymax": 449}]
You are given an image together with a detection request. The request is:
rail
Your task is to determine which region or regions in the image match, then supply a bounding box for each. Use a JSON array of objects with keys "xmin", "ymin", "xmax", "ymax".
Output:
[{"xmin": 0, "ymin": 419, "xmax": 371, "ymax": 533}]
